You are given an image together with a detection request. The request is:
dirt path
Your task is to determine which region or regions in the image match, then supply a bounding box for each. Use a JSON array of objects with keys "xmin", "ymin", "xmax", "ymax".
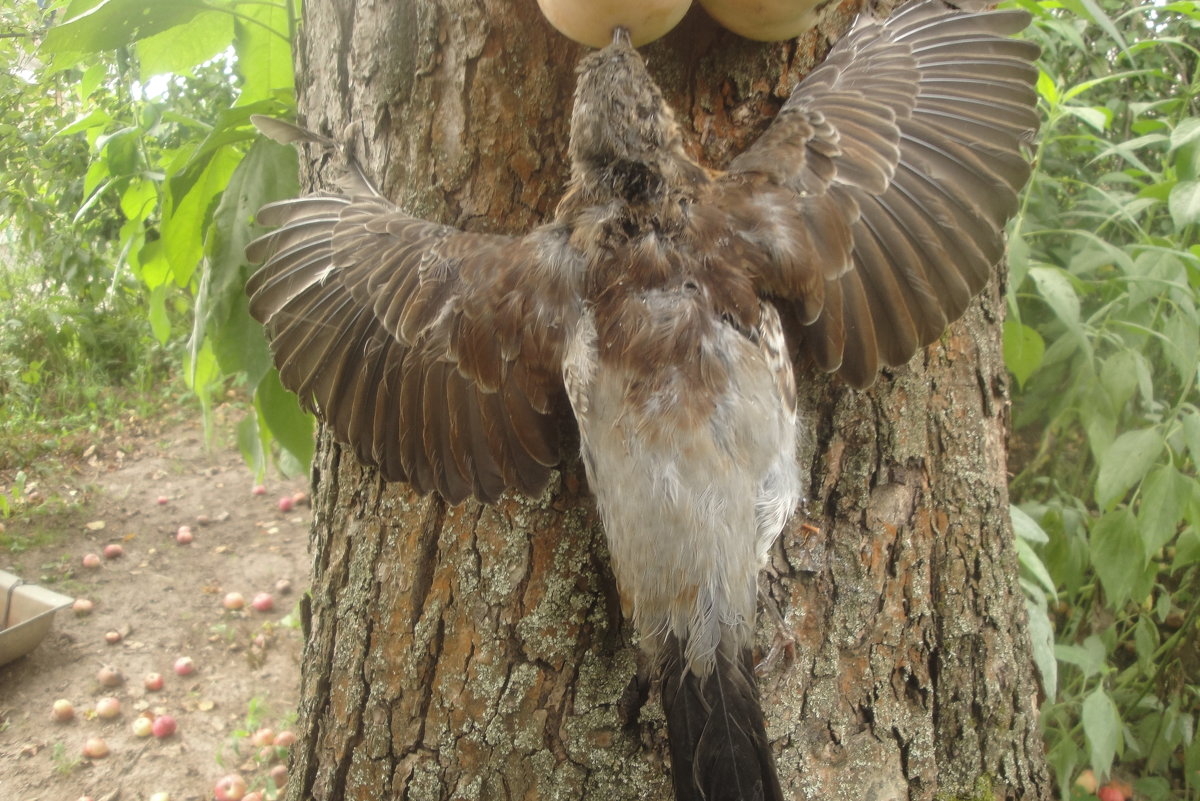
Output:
[{"xmin": 0, "ymin": 414, "xmax": 311, "ymax": 801}]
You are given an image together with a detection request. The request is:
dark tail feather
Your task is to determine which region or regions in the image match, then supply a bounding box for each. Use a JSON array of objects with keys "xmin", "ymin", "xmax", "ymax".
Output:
[{"xmin": 661, "ymin": 635, "xmax": 784, "ymax": 801}]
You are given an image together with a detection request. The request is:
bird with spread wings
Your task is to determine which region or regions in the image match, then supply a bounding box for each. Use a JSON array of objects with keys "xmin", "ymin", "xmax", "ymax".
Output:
[{"xmin": 245, "ymin": 2, "xmax": 1038, "ymax": 799}]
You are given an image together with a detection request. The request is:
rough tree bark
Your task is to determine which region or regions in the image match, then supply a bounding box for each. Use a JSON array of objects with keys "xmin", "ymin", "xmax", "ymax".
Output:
[{"xmin": 282, "ymin": 1, "xmax": 1051, "ymax": 799}]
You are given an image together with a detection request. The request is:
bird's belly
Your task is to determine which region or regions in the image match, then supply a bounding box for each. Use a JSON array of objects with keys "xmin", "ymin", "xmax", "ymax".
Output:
[{"xmin": 563, "ymin": 309, "xmax": 800, "ymax": 670}]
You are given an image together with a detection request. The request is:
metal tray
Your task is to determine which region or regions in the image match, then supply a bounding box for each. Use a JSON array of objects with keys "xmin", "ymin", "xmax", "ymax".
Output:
[{"xmin": 0, "ymin": 569, "xmax": 74, "ymax": 667}]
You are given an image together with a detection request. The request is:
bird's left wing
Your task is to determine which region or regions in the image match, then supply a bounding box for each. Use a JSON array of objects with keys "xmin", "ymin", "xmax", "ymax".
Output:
[
  {"xmin": 245, "ymin": 122, "xmax": 580, "ymax": 503},
  {"xmin": 712, "ymin": 0, "xmax": 1040, "ymax": 387}
]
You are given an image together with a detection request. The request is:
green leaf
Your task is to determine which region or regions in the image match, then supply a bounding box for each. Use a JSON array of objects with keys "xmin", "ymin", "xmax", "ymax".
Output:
[
  {"xmin": 1082, "ymin": 685, "xmax": 1121, "ymax": 781},
  {"xmin": 1096, "ymin": 427, "xmax": 1163, "ymax": 510},
  {"xmin": 1169, "ymin": 180, "xmax": 1200, "ymax": 228},
  {"xmin": 1090, "ymin": 509, "xmax": 1151, "ymax": 609},
  {"xmin": 1182, "ymin": 408, "xmax": 1200, "ymax": 465},
  {"xmin": 43, "ymin": 0, "xmax": 208, "ymax": 54},
  {"xmin": 1176, "ymin": 528, "xmax": 1200, "ymax": 571},
  {"xmin": 1139, "ymin": 465, "xmax": 1189, "ymax": 558},
  {"xmin": 1011, "ymin": 505, "xmax": 1049, "ymax": 544},
  {"xmin": 1099, "ymin": 350, "xmax": 1141, "ymax": 413},
  {"xmin": 254, "ymin": 368, "xmax": 315, "ymax": 471},
  {"xmin": 119, "ymin": 177, "xmax": 157, "ymax": 221},
  {"xmin": 202, "ymin": 138, "xmax": 297, "ymax": 384},
  {"xmin": 135, "ymin": 9, "xmax": 234, "ymax": 78},
  {"xmin": 1134, "ymin": 614, "xmax": 1158, "ymax": 673},
  {"xmin": 1172, "ymin": 117, "xmax": 1200, "ymax": 180},
  {"xmin": 1003, "ymin": 321, "xmax": 1044, "ymax": 388},
  {"xmin": 147, "ymin": 284, "xmax": 171, "ymax": 344},
  {"xmin": 1029, "ymin": 266, "xmax": 1081, "ymax": 328},
  {"xmin": 161, "ymin": 144, "xmax": 242, "ymax": 286},
  {"xmin": 1024, "ymin": 596, "xmax": 1057, "ymax": 702},
  {"xmin": 1035, "ymin": 69, "xmax": 1058, "ymax": 107},
  {"xmin": 1162, "ymin": 309, "xmax": 1199, "ymax": 386},
  {"xmin": 233, "ymin": 0, "xmax": 294, "ymax": 106},
  {"xmin": 1064, "ymin": 104, "xmax": 1110, "ymax": 132},
  {"xmin": 1056, "ymin": 635, "xmax": 1107, "ymax": 679},
  {"xmin": 53, "ymin": 109, "xmax": 113, "ymax": 139},
  {"xmin": 237, "ymin": 413, "xmax": 267, "ymax": 483},
  {"xmin": 1170, "ymin": 118, "xmax": 1200, "ymax": 150},
  {"xmin": 1016, "ymin": 538, "xmax": 1058, "ymax": 601}
]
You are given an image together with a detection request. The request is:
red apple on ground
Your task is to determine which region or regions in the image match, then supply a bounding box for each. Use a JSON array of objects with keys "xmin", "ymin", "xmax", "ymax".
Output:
[
  {"xmin": 82, "ymin": 736, "xmax": 109, "ymax": 758},
  {"xmin": 95, "ymin": 696, "xmax": 121, "ymax": 719},
  {"xmin": 214, "ymin": 773, "xmax": 248, "ymax": 801},
  {"xmin": 96, "ymin": 665, "xmax": 124, "ymax": 687},
  {"xmin": 151, "ymin": 714, "xmax": 177, "ymax": 738}
]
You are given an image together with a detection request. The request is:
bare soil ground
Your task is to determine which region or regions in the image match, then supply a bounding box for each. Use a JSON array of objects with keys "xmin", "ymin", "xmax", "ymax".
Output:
[{"xmin": 0, "ymin": 410, "xmax": 311, "ymax": 801}]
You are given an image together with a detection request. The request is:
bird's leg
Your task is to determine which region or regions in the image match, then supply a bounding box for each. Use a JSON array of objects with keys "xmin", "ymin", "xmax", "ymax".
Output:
[{"xmin": 611, "ymin": 26, "xmax": 632, "ymax": 46}]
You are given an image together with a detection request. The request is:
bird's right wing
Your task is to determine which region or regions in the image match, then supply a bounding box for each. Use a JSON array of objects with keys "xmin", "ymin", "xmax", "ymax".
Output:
[
  {"xmin": 714, "ymin": 0, "xmax": 1040, "ymax": 387},
  {"xmin": 246, "ymin": 120, "xmax": 582, "ymax": 503}
]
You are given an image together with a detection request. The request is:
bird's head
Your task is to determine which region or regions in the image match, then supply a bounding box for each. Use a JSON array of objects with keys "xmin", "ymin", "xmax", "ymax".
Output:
[{"xmin": 568, "ymin": 28, "xmax": 690, "ymax": 202}]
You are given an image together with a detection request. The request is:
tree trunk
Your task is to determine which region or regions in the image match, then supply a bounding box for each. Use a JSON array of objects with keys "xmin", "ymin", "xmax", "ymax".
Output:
[{"xmin": 284, "ymin": 1, "xmax": 1051, "ymax": 799}]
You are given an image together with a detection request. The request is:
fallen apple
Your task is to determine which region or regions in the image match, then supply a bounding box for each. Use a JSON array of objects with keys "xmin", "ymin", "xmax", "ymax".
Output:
[
  {"xmin": 82, "ymin": 553, "xmax": 101, "ymax": 568},
  {"xmin": 250, "ymin": 727, "xmax": 275, "ymax": 748},
  {"xmin": 251, "ymin": 592, "xmax": 274, "ymax": 612},
  {"xmin": 103, "ymin": 543, "xmax": 124, "ymax": 559},
  {"xmin": 144, "ymin": 672, "xmax": 165, "ymax": 691},
  {"xmin": 82, "ymin": 736, "xmax": 109, "ymax": 758},
  {"xmin": 51, "ymin": 698, "xmax": 75, "ymax": 722},
  {"xmin": 132, "ymin": 715, "xmax": 154, "ymax": 737},
  {"xmin": 173, "ymin": 656, "xmax": 195, "ymax": 676},
  {"xmin": 214, "ymin": 773, "xmax": 248, "ymax": 801},
  {"xmin": 73, "ymin": 598, "xmax": 95, "ymax": 615},
  {"xmin": 152, "ymin": 714, "xmax": 177, "ymax": 738},
  {"xmin": 96, "ymin": 665, "xmax": 124, "ymax": 687},
  {"xmin": 95, "ymin": 696, "xmax": 121, "ymax": 719},
  {"xmin": 222, "ymin": 592, "xmax": 246, "ymax": 611}
]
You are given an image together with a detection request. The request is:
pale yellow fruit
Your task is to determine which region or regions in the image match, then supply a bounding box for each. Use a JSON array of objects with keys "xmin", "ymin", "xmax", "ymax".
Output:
[
  {"xmin": 698, "ymin": 0, "xmax": 822, "ymax": 41},
  {"xmin": 536, "ymin": 0, "xmax": 694, "ymax": 48}
]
